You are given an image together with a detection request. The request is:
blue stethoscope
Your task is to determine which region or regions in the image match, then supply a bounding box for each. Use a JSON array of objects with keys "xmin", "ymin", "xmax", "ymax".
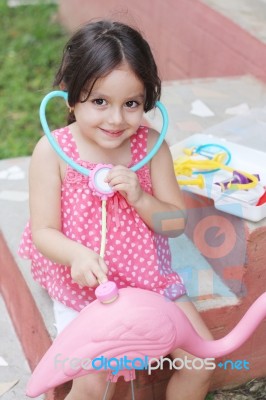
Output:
[
  {"xmin": 183, "ymin": 143, "xmax": 232, "ymax": 174},
  {"xmin": 40, "ymin": 91, "xmax": 168, "ymax": 199}
]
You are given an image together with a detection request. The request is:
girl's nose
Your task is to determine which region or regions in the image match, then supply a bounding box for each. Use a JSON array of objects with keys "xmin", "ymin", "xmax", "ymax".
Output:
[{"xmin": 108, "ymin": 107, "xmax": 123, "ymax": 125}]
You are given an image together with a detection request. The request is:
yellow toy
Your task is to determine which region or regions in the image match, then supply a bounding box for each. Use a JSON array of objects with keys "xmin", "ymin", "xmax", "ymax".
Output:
[{"xmin": 174, "ymin": 149, "xmax": 259, "ymax": 191}]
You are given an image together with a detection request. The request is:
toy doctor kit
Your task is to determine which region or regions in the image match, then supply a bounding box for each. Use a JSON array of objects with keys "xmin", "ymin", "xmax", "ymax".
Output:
[{"xmin": 171, "ymin": 134, "xmax": 266, "ymax": 222}]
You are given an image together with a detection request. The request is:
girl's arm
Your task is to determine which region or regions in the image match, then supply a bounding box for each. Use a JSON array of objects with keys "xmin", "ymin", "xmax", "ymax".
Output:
[
  {"xmin": 29, "ymin": 136, "xmax": 108, "ymax": 287},
  {"xmin": 106, "ymin": 129, "xmax": 186, "ymax": 237}
]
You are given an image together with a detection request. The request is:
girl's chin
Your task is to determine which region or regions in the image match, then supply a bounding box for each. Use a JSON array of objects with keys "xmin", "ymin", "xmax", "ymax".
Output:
[
  {"xmin": 97, "ymin": 137, "xmax": 128, "ymax": 149},
  {"xmin": 98, "ymin": 132, "xmax": 133, "ymax": 146}
]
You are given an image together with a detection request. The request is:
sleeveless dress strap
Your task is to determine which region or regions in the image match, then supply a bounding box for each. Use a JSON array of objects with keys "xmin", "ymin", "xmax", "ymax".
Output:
[
  {"xmin": 129, "ymin": 126, "xmax": 152, "ymax": 195},
  {"xmin": 53, "ymin": 127, "xmax": 80, "ymax": 162},
  {"xmin": 130, "ymin": 126, "xmax": 149, "ymax": 164}
]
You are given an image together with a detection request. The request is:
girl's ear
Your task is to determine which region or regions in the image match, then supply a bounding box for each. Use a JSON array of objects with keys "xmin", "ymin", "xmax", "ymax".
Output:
[
  {"xmin": 59, "ymin": 82, "xmax": 67, "ymax": 91},
  {"xmin": 58, "ymin": 82, "xmax": 73, "ymax": 112}
]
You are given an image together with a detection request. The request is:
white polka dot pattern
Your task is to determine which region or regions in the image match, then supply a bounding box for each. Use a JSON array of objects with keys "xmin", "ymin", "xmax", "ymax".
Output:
[{"xmin": 18, "ymin": 126, "xmax": 186, "ymax": 310}]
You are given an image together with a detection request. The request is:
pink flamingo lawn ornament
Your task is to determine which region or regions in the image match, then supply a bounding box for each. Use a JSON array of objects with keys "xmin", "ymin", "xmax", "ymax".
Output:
[{"xmin": 26, "ymin": 283, "xmax": 266, "ymax": 398}]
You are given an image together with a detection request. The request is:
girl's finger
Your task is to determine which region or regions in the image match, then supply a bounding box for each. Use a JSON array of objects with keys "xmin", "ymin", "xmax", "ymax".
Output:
[
  {"xmin": 85, "ymin": 270, "xmax": 99, "ymax": 287},
  {"xmin": 109, "ymin": 174, "xmax": 136, "ymax": 189},
  {"xmin": 91, "ymin": 261, "xmax": 108, "ymax": 284},
  {"xmin": 99, "ymin": 257, "xmax": 108, "ymax": 274}
]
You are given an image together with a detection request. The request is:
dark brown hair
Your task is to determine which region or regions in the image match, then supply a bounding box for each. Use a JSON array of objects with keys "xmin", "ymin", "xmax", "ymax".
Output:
[{"xmin": 54, "ymin": 20, "xmax": 161, "ymax": 121}]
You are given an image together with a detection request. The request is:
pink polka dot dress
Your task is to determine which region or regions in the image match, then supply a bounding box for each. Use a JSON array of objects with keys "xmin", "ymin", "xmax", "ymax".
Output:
[{"xmin": 18, "ymin": 126, "xmax": 186, "ymax": 311}]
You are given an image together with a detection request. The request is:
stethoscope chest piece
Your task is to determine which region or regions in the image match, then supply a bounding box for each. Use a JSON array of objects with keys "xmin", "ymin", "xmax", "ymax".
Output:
[{"xmin": 89, "ymin": 164, "xmax": 114, "ymax": 199}]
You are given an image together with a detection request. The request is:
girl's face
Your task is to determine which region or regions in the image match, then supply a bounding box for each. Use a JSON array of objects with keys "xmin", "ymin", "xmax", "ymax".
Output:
[{"xmin": 73, "ymin": 63, "xmax": 145, "ymax": 149}]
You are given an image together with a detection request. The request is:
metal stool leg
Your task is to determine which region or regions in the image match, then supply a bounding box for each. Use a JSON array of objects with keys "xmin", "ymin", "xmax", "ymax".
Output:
[
  {"xmin": 130, "ymin": 378, "xmax": 135, "ymax": 400},
  {"xmin": 102, "ymin": 379, "xmax": 112, "ymax": 400},
  {"xmin": 102, "ymin": 378, "xmax": 135, "ymax": 400},
  {"xmin": 103, "ymin": 369, "xmax": 136, "ymax": 400}
]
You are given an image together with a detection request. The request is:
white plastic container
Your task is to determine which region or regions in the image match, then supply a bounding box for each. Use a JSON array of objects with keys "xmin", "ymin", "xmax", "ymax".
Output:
[{"xmin": 170, "ymin": 134, "xmax": 266, "ymax": 222}]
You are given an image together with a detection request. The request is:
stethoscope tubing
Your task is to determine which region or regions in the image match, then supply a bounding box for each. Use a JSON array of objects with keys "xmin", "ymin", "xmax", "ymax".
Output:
[{"xmin": 39, "ymin": 90, "xmax": 169, "ymax": 176}]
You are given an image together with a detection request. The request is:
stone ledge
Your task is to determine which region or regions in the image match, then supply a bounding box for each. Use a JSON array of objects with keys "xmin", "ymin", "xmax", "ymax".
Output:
[{"xmin": 0, "ymin": 232, "xmax": 55, "ymax": 400}]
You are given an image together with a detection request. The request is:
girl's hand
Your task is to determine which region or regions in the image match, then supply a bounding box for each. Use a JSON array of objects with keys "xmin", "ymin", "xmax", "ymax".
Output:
[
  {"xmin": 70, "ymin": 248, "xmax": 108, "ymax": 287},
  {"xmin": 105, "ymin": 165, "xmax": 143, "ymax": 206}
]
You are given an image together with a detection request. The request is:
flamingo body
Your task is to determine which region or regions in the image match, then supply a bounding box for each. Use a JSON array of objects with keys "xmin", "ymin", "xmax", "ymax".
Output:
[{"xmin": 26, "ymin": 288, "xmax": 266, "ymax": 397}]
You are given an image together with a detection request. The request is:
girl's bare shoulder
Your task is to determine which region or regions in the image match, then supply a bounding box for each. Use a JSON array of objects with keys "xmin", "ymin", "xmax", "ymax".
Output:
[{"xmin": 30, "ymin": 135, "xmax": 61, "ymax": 175}]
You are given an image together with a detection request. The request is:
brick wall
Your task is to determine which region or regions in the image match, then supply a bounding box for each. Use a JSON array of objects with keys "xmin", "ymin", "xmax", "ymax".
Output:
[{"xmin": 58, "ymin": 0, "xmax": 266, "ymax": 82}]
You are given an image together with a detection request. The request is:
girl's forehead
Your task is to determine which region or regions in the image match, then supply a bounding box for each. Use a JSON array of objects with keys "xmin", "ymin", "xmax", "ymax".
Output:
[{"xmin": 91, "ymin": 65, "xmax": 145, "ymax": 97}]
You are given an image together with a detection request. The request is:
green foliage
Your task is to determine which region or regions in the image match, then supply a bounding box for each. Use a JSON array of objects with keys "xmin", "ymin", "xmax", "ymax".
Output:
[{"xmin": 0, "ymin": 0, "xmax": 68, "ymax": 158}]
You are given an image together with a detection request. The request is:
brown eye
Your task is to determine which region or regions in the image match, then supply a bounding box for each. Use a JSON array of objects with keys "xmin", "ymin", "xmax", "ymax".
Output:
[
  {"xmin": 125, "ymin": 101, "xmax": 138, "ymax": 108},
  {"xmin": 93, "ymin": 99, "xmax": 107, "ymax": 106}
]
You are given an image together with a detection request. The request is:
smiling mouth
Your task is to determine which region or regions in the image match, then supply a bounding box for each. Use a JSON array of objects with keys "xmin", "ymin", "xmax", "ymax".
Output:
[{"xmin": 100, "ymin": 128, "xmax": 124, "ymax": 137}]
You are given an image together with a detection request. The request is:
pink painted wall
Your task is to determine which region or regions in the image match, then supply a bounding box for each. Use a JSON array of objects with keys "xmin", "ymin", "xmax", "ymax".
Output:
[{"xmin": 58, "ymin": 0, "xmax": 266, "ymax": 82}]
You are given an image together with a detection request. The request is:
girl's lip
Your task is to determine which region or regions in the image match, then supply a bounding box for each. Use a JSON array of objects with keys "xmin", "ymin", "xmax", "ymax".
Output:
[{"xmin": 100, "ymin": 128, "xmax": 124, "ymax": 137}]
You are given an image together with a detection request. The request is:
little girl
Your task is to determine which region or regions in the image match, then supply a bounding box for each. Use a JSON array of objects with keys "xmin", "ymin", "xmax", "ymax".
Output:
[{"xmin": 19, "ymin": 20, "xmax": 213, "ymax": 400}]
